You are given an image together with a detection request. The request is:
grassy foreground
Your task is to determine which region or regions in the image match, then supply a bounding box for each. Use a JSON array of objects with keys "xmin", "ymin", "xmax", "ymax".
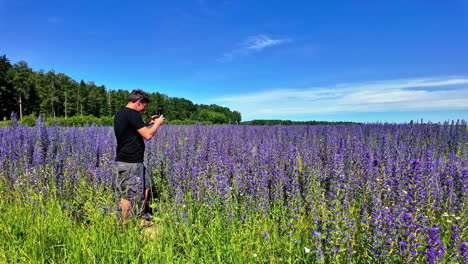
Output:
[
  {"xmin": 0, "ymin": 195, "xmax": 325, "ymax": 263},
  {"xmin": 1, "ymin": 183, "xmax": 463, "ymax": 263}
]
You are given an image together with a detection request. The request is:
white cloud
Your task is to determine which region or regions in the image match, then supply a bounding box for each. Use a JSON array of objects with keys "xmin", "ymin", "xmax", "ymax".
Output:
[
  {"xmin": 243, "ymin": 34, "xmax": 291, "ymax": 51},
  {"xmin": 220, "ymin": 34, "xmax": 291, "ymax": 62},
  {"xmin": 211, "ymin": 77, "xmax": 468, "ymax": 120}
]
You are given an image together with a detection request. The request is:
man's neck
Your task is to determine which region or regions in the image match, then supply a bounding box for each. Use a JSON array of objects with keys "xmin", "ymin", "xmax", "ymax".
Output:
[{"xmin": 126, "ymin": 102, "xmax": 138, "ymax": 111}]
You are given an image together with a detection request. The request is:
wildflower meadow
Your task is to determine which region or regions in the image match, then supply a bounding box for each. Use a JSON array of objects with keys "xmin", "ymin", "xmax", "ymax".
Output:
[{"xmin": 0, "ymin": 118, "xmax": 466, "ymax": 263}]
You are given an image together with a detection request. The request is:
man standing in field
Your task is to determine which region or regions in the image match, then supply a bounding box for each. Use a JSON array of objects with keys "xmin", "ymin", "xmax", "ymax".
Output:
[{"xmin": 113, "ymin": 89, "xmax": 165, "ymax": 225}]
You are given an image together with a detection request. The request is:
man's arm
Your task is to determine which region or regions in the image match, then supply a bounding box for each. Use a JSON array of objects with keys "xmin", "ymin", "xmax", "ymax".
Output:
[{"xmin": 137, "ymin": 115, "xmax": 165, "ymax": 140}]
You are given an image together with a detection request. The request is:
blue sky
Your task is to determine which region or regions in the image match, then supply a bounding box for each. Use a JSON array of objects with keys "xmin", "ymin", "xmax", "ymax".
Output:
[{"xmin": 1, "ymin": 0, "xmax": 467, "ymax": 122}]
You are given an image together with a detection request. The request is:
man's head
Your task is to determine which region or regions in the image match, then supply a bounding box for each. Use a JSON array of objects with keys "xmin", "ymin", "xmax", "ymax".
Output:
[{"xmin": 127, "ymin": 89, "xmax": 150, "ymax": 112}]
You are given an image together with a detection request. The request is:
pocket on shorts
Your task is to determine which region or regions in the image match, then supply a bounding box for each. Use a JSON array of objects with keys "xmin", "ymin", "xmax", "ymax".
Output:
[
  {"xmin": 117, "ymin": 165, "xmax": 127, "ymax": 174},
  {"xmin": 118, "ymin": 163, "xmax": 134, "ymax": 178}
]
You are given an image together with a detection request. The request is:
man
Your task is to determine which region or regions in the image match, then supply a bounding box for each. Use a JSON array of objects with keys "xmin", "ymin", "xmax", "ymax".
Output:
[{"xmin": 114, "ymin": 89, "xmax": 165, "ymax": 224}]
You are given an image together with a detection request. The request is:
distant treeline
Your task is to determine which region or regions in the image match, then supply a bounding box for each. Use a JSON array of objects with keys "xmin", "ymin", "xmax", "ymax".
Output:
[
  {"xmin": 0, "ymin": 55, "xmax": 241, "ymax": 124},
  {"xmin": 241, "ymin": 120, "xmax": 360, "ymax": 125},
  {"xmin": 0, "ymin": 116, "xmax": 359, "ymax": 127},
  {"xmin": 0, "ymin": 114, "xmax": 216, "ymax": 127}
]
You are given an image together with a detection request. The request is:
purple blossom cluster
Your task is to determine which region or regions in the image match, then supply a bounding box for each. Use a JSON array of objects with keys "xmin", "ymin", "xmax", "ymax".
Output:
[
  {"xmin": 0, "ymin": 119, "xmax": 466, "ymax": 262},
  {"xmin": 0, "ymin": 117, "xmax": 116, "ymax": 206}
]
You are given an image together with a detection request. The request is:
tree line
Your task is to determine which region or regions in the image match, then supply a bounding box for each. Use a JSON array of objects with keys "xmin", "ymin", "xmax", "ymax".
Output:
[
  {"xmin": 241, "ymin": 120, "xmax": 360, "ymax": 125},
  {"xmin": 0, "ymin": 55, "xmax": 241, "ymax": 124}
]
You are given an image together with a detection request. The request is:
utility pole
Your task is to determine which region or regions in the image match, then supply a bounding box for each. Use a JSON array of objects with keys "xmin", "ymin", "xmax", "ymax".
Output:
[
  {"xmin": 19, "ymin": 93, "xmax": 23, "ymax": 121},
  {"xmin": 65, "ymin": 91, "xmax": 68, "ymax": 118}
]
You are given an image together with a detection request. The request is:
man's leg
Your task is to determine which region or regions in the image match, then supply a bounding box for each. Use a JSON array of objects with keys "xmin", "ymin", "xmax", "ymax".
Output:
[
  {"xmin": 116, "ymin": 162, "xmax": 137, "ymax": 224},
  {"xmin": 120, "ymin": 198, "xmax": 131, "ymax": 223},
  {"xmin": 140, "ymin": 188, "xmax": 154, "ymax": 227},
  {"xmin": 139, "ymin": 164, "xmax": 154, "ymax": 227},
  {"xmin": 144, "ymin": 187, "xmax": 151, "ymax": 215},
  {"xmin": 142, "ymin": 164, "xmax": 153, "ymax": 216}
]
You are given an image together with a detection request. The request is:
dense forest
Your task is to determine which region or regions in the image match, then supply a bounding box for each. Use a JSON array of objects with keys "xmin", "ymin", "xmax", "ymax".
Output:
[
  {"xmin": 241, "ymin": 120, "xmax": 360, "ymax": 125},
  {"xmin": 0, "ymin": 55, "xmax": 241, "ymax": 124}
]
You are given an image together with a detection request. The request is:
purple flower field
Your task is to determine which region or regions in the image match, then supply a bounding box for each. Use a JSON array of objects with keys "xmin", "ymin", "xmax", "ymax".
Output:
[{"xmin": 0, "ymin": 119, "xmax": 466, "ymax": 263}]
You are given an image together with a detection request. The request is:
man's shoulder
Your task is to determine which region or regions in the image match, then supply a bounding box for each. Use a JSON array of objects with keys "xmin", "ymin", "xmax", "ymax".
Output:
[
  {"xmin": 115, "ymin": 107, "xmax": 143, "ymax": 126},
  {"xmin": 114, "ymin": 108, "xmax": 130, "ymax": 124},
  {"xmin": 114, "ymin": 108, "xmax": 125, "ymax": 119},
  {"xmin": 116, "ymin": 107, "xmax": 137, "ymax": 117}
]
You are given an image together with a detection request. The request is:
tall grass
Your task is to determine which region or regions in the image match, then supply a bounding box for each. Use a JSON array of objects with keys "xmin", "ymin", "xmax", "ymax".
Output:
[{"xmin": 0, "ymin": 179, "xmax": 325, "ymax": 263}]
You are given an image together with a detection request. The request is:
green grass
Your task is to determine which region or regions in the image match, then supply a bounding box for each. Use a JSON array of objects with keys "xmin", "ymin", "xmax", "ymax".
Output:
[
  {"xmin": 0, "ymin": 193, "xmax": 318, "ymax": 263},
  {"xmin": 0, "ymin": 172, "xmax": 464, "ymax": 263},
  {"xmin": 0, "ymin": 182, "xmax": 359, "ymax": 264}
]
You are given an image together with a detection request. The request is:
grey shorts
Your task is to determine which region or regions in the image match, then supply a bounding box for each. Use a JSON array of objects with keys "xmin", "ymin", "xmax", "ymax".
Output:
[{"xmin": 115, "ymin": 162, "xmax": 152, "ymax": 200}]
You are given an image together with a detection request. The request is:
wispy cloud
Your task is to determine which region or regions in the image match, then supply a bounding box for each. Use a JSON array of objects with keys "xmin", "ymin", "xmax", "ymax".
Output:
[
  {"xmin": 220, "ymin": 34, "xmax": 291, "ymax": 62},
  {"xmin": 243, "ymin": 34, "xmax": 291, "ymax": 51},
  {"xmin": 211, "ymin": 77, "xmax": 468, "ymax": 120}
]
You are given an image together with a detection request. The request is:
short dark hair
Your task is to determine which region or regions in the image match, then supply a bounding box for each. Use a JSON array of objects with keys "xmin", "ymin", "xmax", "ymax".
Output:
[{"xmin": 128, "ymin": 89, "xmax": 150, "ymax": 103}]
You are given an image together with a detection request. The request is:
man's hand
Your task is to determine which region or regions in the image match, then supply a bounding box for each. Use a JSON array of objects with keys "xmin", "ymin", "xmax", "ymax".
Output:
[
  {"xmin": 146, "ymin": 115, "xmax": 158, "ymax": 126},
  {"xmin": 146, "ymin": 115, "xmax": 165, "ymax": 126},
  {"xmin": 154, "ymin": 115, "xmax": 165, "ymax": 126}
]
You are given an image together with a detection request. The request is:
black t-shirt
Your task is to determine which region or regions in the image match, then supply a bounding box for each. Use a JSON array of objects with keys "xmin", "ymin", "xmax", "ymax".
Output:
[{"xmin": 114, "ymin": 107, "xmax": 146, "ymax": 163}]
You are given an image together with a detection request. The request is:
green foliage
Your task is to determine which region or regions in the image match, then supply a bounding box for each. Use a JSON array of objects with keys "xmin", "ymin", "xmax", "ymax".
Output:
[
  {"xmin": 169, "ymin": 119, "xmax": 213, "ymax": 125},
  {"xmin": 0, "ymin": 54, "xmax": 240, "ymax": 124},
  {"xmin": 193, "ymin": 104, "xmax": 241, "ymax": 124},
  {"xmin": 241, "ymin": 119, "xmax": 361, "ymax": 125},
  {"xmin": 14, "ymin": 115, "xmax": 113, "ymax": 127},
  {"xmin": 0, "ymin": 120, "xmax": 12, "ymax": 127},
  {"xmin": 54, "ymin": 115, "xmax": 100, "ymax": 126},
  {"xmin": 100, "ymin": 116, "xmax": 114, "ymax": 126},
  {"xmin": 162, "ymin": 97, "xmax": 196, "ymax": 121},
  {"xmin": 45, "ymin": 116, "xmax": 66, "ymax": 126},
  {"xmin": 20, "ymin": 115, "xmax": 37, "ymax": 126},
  {"xmin": 0, "ymin": 55, "xmax": 16, "ymax": 119},
  {"xmin": 197, "ymin": 109, "xmax": 228, "ymax": 124}
]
